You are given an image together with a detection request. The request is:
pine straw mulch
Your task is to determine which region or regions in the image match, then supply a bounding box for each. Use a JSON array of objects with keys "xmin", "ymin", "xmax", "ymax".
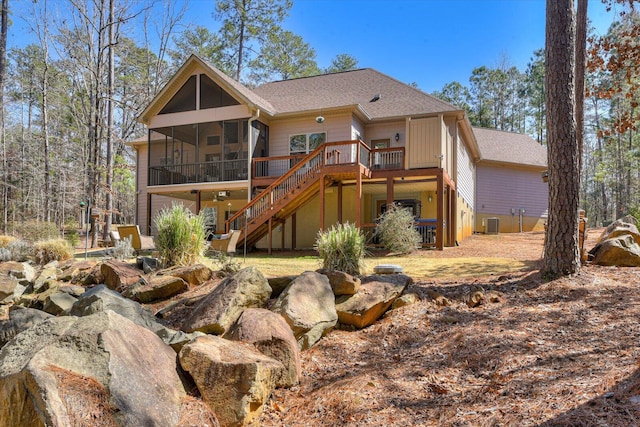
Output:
[{"xmin": 258, "ymin": 230, "xmax": 640, "ymax": 426}]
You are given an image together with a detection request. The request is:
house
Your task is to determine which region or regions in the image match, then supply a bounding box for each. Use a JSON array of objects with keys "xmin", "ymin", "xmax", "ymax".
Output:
[
  {"xmin": 131, "ymin": 54, "xmax": 542, "ymax": 253},
  {"xmin": 473, "ymin": 127, "xmax": 548, "ymax": 233}
]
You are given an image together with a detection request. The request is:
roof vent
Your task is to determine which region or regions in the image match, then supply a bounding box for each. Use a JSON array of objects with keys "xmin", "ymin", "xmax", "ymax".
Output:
[{"xmin": 370, "ymin": 93, "xmax": 381, "ymax": 102}]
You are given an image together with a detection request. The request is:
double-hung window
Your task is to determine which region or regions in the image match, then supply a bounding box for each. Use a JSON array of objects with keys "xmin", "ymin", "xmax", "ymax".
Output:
[{"xmin": 289, "ymin": 132, "xmax": 326, "ymax": 155}]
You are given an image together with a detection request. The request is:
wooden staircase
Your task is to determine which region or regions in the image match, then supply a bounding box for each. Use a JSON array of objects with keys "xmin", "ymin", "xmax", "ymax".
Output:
[{"xmin": 226, "ymin": 141, "xmax": 371, "ymax": 249}]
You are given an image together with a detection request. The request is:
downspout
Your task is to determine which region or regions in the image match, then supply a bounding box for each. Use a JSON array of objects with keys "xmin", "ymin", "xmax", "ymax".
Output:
[
  {"xmin": 245, "ymin": 108, "xmax": 260, "ymax": 259},
  {"xmin": 247, "ymin": 108, "xmax": 260, "ymax": 203}
]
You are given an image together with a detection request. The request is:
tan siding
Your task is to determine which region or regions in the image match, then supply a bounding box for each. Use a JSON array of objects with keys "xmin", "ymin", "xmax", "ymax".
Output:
[
  {"xmin": 149, "ymin": 104, "xmax": 251, "ymax": 128},
  {"xmin": 408, "ymin": 117, "xmax": 440, "ymax": 169},
  {"xmin": 365, "ymin": 121, "xmax": 406, "ymax": 148},
  {"xmin": 268, "ymin": 113, "xmax": 353, "ymax": 157}
]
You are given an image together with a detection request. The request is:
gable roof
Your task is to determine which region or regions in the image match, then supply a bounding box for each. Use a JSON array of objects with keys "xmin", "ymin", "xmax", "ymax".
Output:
[
  {"xmin": 473, "ymin": 127, "xmax": 547, "ymax": 168},
  {"xmin": 139, "ymin": 55, "xmax": 275, "ymax": 124},
  {"xmin": 253, "ymin": 68, "xmax": 461, "ymax": 120}
]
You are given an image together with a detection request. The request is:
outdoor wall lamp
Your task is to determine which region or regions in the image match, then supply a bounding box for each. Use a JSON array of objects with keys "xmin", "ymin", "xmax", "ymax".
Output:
[{"xmin": 395, "ymin": 133, "xmax": 400, "ymax": 142}]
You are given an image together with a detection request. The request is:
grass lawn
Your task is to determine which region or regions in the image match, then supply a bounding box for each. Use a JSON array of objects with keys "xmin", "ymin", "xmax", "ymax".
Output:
[{"xmin": 221, "ymin": 252, "xmax": 535, "ymax": 280}]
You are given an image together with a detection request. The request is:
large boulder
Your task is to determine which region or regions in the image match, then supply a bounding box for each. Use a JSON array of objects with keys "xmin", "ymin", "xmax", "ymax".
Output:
[
  {"xmin": 597, "ymin": 217, "xmax": 640, "ymax": 246},
  {"xmin": 0, "ymin": 274, "xmax": 19, "ymax": 302},
  {"xmin": 591, "ymin": 235, "xmax": 640, "ymax": 267},
  {"xmin": 31, "ymin": 265, "xmax": 60, "ymax": 294},
  {"xmin": 317, "ymin": 269, "xmax": 361, "ymax": 296},
  {"xmin": 0, "ymin": 311, "xmax": 186, "ymax": 427},
  {"xmin": 271, "ymin": 271, "xmax": 338, "ymax": 350},
  {"xmin": 70, "ymin": 285, "xmax": 201, "ymax": 351},
  {"xmin": 100, "ymin": 260, "xmax": 144, "ymax": 291},
  {"xmin": 335, "ymin": 274, "xmax": 413, "ymax": 329},
  {"xmin": 179, "ymin": 335, "xmax": 282, "ymax": 427},
  {"xmin": 0, "ymin": 306, "xmax": 53, "ymax": 349},
  {"xmin": 42, "ymin": 292, "xmax": 78, "ymax": 316},
  {"xmin": 0, "ymin": 261, "xmax": 36, "ymax": 283},
  {"xmin": 123, "ymin": 275, "xmax": 188, "ymax": 303},
  {"xmin": 225, "ymin": 308, "xmax": 301, "ymax": 388},
  {"xmin": 157, "ymin": 263, "xmax": 213, "ymax": 286},
  {"xmin": 182, "ymin": 267, "xmax": 271, "ymax": 335},
  {"xmin": 267, "ymin": 276, "xmax": 296, "ymax": 298},
  {"xmin": 57, "ymin": 259, "xmax": 97, "ymax": 282}
]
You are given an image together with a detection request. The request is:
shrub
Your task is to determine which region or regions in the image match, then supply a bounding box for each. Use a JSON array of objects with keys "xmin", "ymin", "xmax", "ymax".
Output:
[
  {"xmin": 14, "ymin": 221, "xmax": 60, "ymax": 243},
  {"xmin": 209, "ymin": 250, "xmax": 241, "ymax": 276},
  {"xmin": 33, "ymin": 239, "xmax": 73, "ymax": 265},
  {"xmin": 0, "ymin": 248, "xmax": 11, "ymax": 262},
  {"xmin": 154, "ymin": 203, "xmax": 206, "ymax": 267},
  {"xmin": 64, "ymin": 229, "xmax": 80, "ymax": 248},
  {"xmin": 112, "ymin": 236, "xmax": 134, "ymax": 260},
  {"xmin": 0, "ymin": 235, "xmax": 16, "ymax": 249},
  {"xmin": 8, "ymin": 239, "xmax": 32, "ymax": 262},
  {"xmin": 315, "ymin": 222, "xmax": 366, "ymax": 276},
  {"xmin": 375, "ymin": 203, "xmax": 422, "ymax": 254}
]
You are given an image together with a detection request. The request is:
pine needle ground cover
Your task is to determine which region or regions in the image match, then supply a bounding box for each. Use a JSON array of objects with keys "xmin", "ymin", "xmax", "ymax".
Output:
[{"xmin": 256, "ymin": 229, "xmax": 640, "ymax": 426}]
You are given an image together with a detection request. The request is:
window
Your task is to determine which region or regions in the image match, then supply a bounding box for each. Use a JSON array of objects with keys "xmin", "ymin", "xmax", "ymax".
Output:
[
  {"xmin": 207, "ymin": 136, "xmax": 220, "ymax": 146},
  {"xmin": 159, "ymin": 75, "xmax": 196, "ymax": 114},
  {"xmin": 200, "ymin": 74, "xmax": 240, "ymax": 109},
  {"xmin": 289, "ymin": 132, "xmax": 326, "ymax": 155}
]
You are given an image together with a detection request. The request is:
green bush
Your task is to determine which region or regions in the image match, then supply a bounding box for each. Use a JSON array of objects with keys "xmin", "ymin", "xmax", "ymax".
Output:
[
  {"xmin": 64, "ymin": 229, "xmax": 80, "ymax": 248},
  {"xmin": 375, "ymin": 203, "xmax": 422, "ymax": 254},
  {"xmin": 33, "ymin": 239, "xmax": 73, "ymax": 265},
  {"xmin": 209, "ymin": 250, "xmax": 241, "ymax": 276},
  {"xmin": 154, "ymin": 203, "xmax": 206, "ymax": 267},
  {"xmin": 315, "ymin": 222, "xmax": 366, "ymax": 276}
]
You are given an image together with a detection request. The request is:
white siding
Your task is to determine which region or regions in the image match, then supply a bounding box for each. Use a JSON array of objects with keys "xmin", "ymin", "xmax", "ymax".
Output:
[{"xmin": 456, "ymin": 135, "xmax": 475, "ymax": 207}]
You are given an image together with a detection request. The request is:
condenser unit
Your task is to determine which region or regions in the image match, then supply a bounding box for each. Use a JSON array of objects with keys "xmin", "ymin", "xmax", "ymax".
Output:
[{"xmin": 486, "ymin": 217, "xmax": 499, "ymax": 234}]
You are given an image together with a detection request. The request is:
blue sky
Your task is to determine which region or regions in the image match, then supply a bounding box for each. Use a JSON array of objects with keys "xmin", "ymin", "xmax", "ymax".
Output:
[
  {"xmin": 185, "ymin": 0, "xmax": 618, "ymax": 92},
  {"xmin": 10, "ymin": 0, "xmax": 619, "ymax": 93}
]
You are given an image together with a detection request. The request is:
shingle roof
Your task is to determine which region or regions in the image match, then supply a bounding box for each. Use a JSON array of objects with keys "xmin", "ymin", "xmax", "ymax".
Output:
[
  {"xmin": 253, "ymin": 68, "xmax": 461, "ymax": 119},
  {"xmin": 200, "ymin": 58, "xmax": 276, "ymax": 114},
  {"xmin": 473, "ymin": 127, "xmax": 547, "ymax": 168}
]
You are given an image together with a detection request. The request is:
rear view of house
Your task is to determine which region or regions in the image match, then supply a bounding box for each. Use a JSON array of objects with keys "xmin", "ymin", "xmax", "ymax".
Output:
[{"xmin": 132, "ymin": 54, "xmax": 543, "ymax": 253}]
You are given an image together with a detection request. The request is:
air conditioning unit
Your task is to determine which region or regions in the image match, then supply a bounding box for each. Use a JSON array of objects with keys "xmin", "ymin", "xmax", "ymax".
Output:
[
  {"xmin": 218, "ymin": 191, "xmax": 230, "ymax": 198},
  {"xmin": 486, "ymin": 217, "xmax": 499, "ymax": 234}
]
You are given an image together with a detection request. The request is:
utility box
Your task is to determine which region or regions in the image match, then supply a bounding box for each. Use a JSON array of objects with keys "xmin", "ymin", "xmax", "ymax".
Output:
[{"xmin": 486, "ymin": 217, "xmax": 499, "ymax": 234}]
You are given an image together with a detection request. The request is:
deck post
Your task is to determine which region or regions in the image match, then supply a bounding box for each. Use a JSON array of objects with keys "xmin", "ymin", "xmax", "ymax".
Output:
[
  {"xmin": 319, "ymin": 174, "xmax": 325, "ymax": 231},
  {"xmin": 292, "ymin": 213, "xmax": 297, "ymax": 250},
  {"xmin": 356, "ymin": 171, "xmax": 362, "ymax": 227},
  {"xmin": 436, "ymin": 173, "xmax": 444, "ymax": 250},
  {"xmin": 146, "ymin": 193, "xmax": 152, "ymax": 235},
  {"xmin": 337, "ymin": 182, "xmax": 343, "ymax": 224},
  {"xmin": 386, "ymin": 177, "xmax": 394, "ymax": 210},
  {"xmin": 268, "ymin": 217, "xmax": 272, "ymax": 255}
]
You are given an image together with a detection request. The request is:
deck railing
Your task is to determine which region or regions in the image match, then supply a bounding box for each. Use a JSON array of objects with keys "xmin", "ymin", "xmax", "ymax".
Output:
[
  {"xmin": 148, "ymin": 159, "xmax": 247, "ymax": 186},
  {"xmin": 226, "ymin": 140, "xmax": 371, "ymax": 232},
  {"xmin": 369, "ymin": 147, "xmax": 405, "ymax": 170}
]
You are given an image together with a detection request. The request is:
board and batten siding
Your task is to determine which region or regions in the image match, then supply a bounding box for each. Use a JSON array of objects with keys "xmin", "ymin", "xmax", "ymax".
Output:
[
  {"xmin": 456, "ymin": 135, "xmax": 475, "ymax": 207},
  {"xmin": 476, "ymin": 165, "xmax": 548, "ymax": 217},
  {"xmin": 408, "ymin": 117, "xmax": 441, "ymax": 169},
  {"xmin": 135, "ymin": 144, "xmax": 149, "ymax": 232}
]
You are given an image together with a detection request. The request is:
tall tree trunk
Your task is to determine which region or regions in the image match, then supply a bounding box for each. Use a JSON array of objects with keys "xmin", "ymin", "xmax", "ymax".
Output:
[
  {"xmin": 542, "ymin": 0, "xmax": 581, "ymax": 277},
  {"xmin": 575, "ymin": 0, "xmax": 587, "ymax": 172},
  {"xmin": 0, "ymin": 0, "xmax": 7, "ymax": 233}
]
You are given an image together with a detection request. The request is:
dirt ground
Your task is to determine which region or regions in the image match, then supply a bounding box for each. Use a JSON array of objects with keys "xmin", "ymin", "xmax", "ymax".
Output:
[{"xmin": 256, "ymin": 228, "xmax": 640, "ymax": 426}]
